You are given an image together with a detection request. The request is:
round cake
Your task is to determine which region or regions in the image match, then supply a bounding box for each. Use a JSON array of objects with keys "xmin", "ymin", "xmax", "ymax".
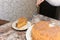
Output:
[{"xmin": 31, "ymin": 21, "xmax": 60, "ymax": 40}]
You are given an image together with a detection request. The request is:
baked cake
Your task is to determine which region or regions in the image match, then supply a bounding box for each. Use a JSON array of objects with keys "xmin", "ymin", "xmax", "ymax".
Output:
[
  {"xmin": 31, "ymin": 21, "xmax": 60, "ymax": 40},
  {"xmin": 16, "ymin": 17, "xmax": 27, "ymax": 28}
]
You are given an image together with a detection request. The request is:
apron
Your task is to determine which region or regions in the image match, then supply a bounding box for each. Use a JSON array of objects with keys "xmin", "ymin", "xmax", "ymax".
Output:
[{"xmin": 39, "ymin": 1, "xmax": 58, "ymax": 19}]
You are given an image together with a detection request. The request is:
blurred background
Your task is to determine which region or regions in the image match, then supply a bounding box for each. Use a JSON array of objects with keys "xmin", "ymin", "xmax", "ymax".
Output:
[
  {"xmin": 0, "ymin": 0, "xmax": 60, "ymax": 25},
  {"xmin": 0, "ymin": 0, "xmax": 37, "ymax": 22}
]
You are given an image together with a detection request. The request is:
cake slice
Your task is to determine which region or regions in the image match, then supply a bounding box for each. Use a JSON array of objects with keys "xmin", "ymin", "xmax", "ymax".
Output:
[{"xmin": 16, "ymin": 17, "xmax": 27, "ymax": 28}]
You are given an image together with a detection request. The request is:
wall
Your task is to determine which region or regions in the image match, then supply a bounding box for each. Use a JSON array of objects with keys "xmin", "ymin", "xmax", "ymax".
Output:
[{"xmin": 0, "ymin": 0, "xmax": 37, "ymax": 21}]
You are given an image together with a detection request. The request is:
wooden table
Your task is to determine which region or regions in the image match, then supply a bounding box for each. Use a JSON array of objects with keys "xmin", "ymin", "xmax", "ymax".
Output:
[{"xmin": 0, "ymin": 19, "xmax": 9, "ymax": 25}]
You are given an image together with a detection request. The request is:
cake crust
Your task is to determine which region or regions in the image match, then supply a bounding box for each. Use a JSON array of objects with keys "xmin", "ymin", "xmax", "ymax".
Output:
[
  {"xmin": 16, "ymin": 17, "xmax": 27, "ymax": 28},
  {"xmin": 31, "ymin": 21, "xmax": 60, "ymax": 40}
]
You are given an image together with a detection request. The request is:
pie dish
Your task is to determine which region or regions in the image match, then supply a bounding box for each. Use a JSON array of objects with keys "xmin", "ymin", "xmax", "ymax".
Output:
[{"xmin": 26, "ymin": 21, "xmax": 60, "ymax": 40}]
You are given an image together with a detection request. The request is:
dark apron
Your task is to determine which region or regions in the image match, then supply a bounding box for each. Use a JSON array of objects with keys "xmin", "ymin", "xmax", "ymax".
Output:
[{"xmin": 39, "ymin": 1, "xmax": 58, "ymax": 19}]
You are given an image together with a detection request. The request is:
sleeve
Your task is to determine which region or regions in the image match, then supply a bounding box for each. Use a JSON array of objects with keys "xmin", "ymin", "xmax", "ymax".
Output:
[{"xmin": 46, "ymin": 0, "xmax": 60, "ymax": 6}]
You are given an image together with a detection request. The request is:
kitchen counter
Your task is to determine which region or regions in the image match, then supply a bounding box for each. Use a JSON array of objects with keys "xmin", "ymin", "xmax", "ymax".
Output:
[{"xmin": 0, "ymin": 14, "xmax": 60, "ymax": 40}]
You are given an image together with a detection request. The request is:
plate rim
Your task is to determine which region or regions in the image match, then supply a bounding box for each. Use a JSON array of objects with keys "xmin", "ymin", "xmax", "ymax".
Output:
[{"xmin": 26, "ymin": 25, "xmax": 34, "ymax": 40}]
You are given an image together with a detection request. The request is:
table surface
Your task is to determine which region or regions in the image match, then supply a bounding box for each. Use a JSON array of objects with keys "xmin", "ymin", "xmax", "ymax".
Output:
[
  {"xmin": 0, "ymin": 19, "xmax": 9, "ymax": 25},
  {"xmin": 0, "ymin": 14, "xmax": 60, "ymax": 40}
]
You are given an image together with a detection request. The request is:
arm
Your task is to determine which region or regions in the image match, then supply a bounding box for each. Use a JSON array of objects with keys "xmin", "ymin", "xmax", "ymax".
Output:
[{"xmin": 36, "ymin": 0, "xmax": 44, "ymax": 7}]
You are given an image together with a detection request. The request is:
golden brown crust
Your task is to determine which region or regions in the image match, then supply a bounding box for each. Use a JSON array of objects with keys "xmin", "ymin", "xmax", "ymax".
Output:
[
  {"xmin": 31, "ymin": 21, "xmax": 60, "ymax": 40},
  {"xmin": 16, "ymin": 17, "xmax": 27, "ymax": 28},
  {"xmin": 32, "ymin": 21, "xmax": 49, "ymax": 40}
]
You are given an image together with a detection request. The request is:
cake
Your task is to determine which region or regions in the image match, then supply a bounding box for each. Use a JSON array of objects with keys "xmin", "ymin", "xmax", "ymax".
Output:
[
  {"xmin": 16, "ymin": 17, "xmax": 27, "ymax": 28},
  {"xmin": 31, "ymin": 21, "xmax": 60, "ymax": 40}
]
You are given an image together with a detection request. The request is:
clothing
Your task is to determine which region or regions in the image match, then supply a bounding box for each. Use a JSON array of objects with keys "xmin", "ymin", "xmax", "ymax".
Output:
[
  {"xmin": 46, "ymin": 0, "xmax": 60, "ymax": 6},
  {"xmin": 39, "ymin": 1, "xmax": 58, "ymax": 19}
]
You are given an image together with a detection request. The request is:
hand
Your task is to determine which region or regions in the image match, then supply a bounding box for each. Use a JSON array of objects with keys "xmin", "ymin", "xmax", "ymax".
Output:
[{"xmin": 36, "ymin": 0, "xmax": 44, "ymax": 7}]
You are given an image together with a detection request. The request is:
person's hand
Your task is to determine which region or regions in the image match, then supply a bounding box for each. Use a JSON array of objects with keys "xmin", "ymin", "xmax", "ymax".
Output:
[{"xmin": 36, "ymin": 0, "xmax": 44, "ymax": 7}]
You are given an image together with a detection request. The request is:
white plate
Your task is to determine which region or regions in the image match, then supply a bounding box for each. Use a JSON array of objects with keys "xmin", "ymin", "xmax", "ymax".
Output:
[
  {"xmin": 12, "ymin": 21, "xmax": 31, "ymax": 30},
  {"xmin": 26, "ymin": 25, "xmax": 34, "ymax": 40}
]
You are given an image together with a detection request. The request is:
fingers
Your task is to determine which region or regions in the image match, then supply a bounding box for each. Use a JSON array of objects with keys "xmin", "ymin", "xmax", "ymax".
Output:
[{"xmin": 36, "ymin": 0, "xmax": 44, "ymax": 7}]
